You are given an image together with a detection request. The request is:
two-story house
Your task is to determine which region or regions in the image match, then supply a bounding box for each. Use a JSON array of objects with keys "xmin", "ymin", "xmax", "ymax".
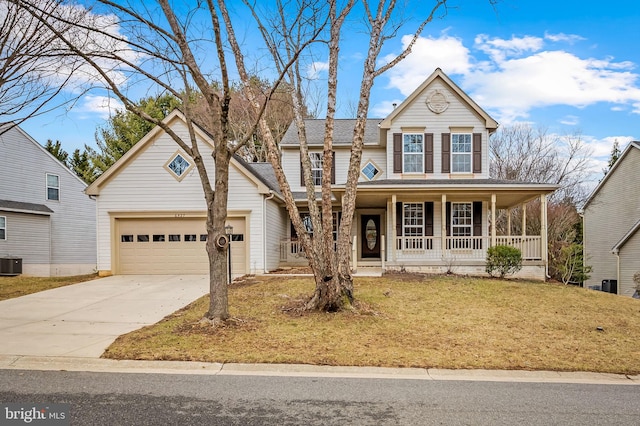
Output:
[
  {"xmin": 0, "ymin": 124, "xmax": 96, "ymax": 276},
  {"xmin": 87, "ymin": 68, "xmax": 556, "ymax": 279},
  {"xmin": 583, "ymin": 141, "xmax": 640, "ymax": 296}
]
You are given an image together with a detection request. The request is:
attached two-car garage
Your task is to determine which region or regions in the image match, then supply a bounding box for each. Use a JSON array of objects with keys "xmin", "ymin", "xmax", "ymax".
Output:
[{"xmin": 116, "ymin": 216, "xmax": 247, "ymax": 277}]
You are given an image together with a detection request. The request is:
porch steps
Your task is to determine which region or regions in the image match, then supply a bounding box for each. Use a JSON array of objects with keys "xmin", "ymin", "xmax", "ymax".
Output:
[{"xmin": 353, "ymin": 267, "xmax": 383, "ymax": 277}]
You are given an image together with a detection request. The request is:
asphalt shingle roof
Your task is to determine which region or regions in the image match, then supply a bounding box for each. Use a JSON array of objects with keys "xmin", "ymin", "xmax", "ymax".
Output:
[
  {"xmin": 280, "ymin": 119, "xmax": 383, "ymax": 146},
  {"xmin": 0, "ymin": 199, "xmax": 54, "ymax": 214}
]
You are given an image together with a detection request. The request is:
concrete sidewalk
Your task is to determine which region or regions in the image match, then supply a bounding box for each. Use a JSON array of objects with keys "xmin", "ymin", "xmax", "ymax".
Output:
[{"xmin": 0, "ymin": 275, "xmax": 208, "ymax": 357}]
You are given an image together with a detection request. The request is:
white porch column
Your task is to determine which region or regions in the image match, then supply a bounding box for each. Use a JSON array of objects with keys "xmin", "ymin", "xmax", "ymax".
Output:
[
  {"xmin": 507, "ymin": 208, "xmax": 512, "ymax": 237},
  {"xmin": 391, "ymin": 195, "xmax": 397, "ymax": 261},
  {"xmin": 541, "ymin": 194, "xmax": 548, "ymax": 275},
  {"xmin": 441, "ymin": 194, "xmax": 447, "ymax": 253},
  {"xmin": 522, "ymin": 203, "xmax": 527, "ymax": 236},
  {"xmin": 491, "ymin": 194, "xmax": 496, "ymax": 247}
]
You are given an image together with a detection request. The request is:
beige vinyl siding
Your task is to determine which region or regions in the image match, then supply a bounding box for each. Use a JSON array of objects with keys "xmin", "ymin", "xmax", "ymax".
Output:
[
  {"xmin": 618, "ymin": 231, "xmax": 640, "ymax": 297},
  {"xmin": 95, "ymin": 119, "xmax": 265, "ymax": 274},
  {"xmin": 0, "ymin": 212, "xmax": 50, "ymax": 264},
  {"xmin": 0, "ymin": 126, "xmax": 96, "ymax": 274},
  {"xmin": 265, "ymin": 201, "xmax": 287, "ymax": 271},
  {"xmin": 283, "ymin": 146, "xmax": 388, "ymax": 193},
  {"xmin": 584, "ymin": 146, "xmax": 640, "ymax": 291},
  {"xmin": 386, "ymin": 80, "xmax": 489, "ymax": 180}
]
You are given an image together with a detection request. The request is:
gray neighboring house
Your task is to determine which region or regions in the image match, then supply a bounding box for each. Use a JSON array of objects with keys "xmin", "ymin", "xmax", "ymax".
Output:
[
  {"xmin": 583, "ymin": 141, "xmax": 640, "ymax": 296},
  {"xmin": 0, "ymin": 124, "xmax": 96, "ymax": 276}
]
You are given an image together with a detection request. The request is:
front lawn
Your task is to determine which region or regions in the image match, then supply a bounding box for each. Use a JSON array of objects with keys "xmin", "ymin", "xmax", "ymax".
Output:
[
  {"xmin": 103, "ymin": 274, "xmax": 640, "ymax": 374},
  {"xmin": 0, "ymin": 273, "xmax": 99, "ymax": 301}
]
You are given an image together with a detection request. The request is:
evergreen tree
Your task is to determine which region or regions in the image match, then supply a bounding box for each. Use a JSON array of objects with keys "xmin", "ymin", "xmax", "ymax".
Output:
[
  {"xmin": 86, "ymin": 93, "xmax": 181, "ymax": 179},
  {"xmin": 69, "ymin": 149, "xmax": 93, "ymax": 183},
  {"xmin": 44, "ymin": 139, "xmax": 69, "ymax": 166},
  {"xmin": 603, "ymin": 139, "xmax": 621, "ymax": 176}
]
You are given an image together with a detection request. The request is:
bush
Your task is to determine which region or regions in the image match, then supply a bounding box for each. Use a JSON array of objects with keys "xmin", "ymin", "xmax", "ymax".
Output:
[{"xmin": 486, "ymin": 245, "xmax": 523, "ymax": 278}]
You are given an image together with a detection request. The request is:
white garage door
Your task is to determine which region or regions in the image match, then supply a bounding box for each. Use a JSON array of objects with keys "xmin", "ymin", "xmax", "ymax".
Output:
[{"xmin": 117, "ymin": 217, "xmax": 246, "ymax": 276}]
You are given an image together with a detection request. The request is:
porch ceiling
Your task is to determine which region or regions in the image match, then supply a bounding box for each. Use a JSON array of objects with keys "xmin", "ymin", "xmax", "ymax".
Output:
[{"xmin": 334, "ymin": 180, "xmax": 558, "ymax": 210}]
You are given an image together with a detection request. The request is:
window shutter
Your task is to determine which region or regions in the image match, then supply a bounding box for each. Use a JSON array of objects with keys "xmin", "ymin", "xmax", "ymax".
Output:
[
  {"xmin": 424, "ymin": 202, "xmax": 434, "ymax": 236},
  {"xmin": 473, "ymin": 201, "xmax": 482, "ymax": 236},
  {"xmin": 395, "ymin": 202, "xmax": 403, "ymax": 236},
  {"xmin": 473, "ymin": 133, "xmax": 482, "ymax": 173},
  {"xmin": 425, "ymin": 133, "xmax": 434, "ymax": 173},
  {"xmin": 441, "ymin": 133, "xmax": 450, "ymax": 173},
  {"xmin": 393, "ymin": 133, "xmax": 402, "ymax": 173},
  {"xmin": 300, "ymin": 151, "xmax": 305, "ymax": 186},
  {"xmin": 331, "ymin": 151, "xmax": 336, "ymax": 184},
  {"xmin": 445, "ymin": 202, "xmax": 451, "ymax": 236}
]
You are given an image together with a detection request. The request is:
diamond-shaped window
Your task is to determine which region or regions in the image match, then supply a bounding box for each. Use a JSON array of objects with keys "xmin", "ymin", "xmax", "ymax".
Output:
[
  {"xmin": 361, "ymin": 161, "xmax": 381, "ymax": 181},
  {"xmin": 165, "ymin": 152, "xmax": 192, "ymax": 181}
]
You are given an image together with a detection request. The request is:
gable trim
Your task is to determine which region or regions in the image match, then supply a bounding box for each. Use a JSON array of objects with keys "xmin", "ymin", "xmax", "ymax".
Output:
[
  {"xmin": 612, "ymin": 219, "xmax": 640, "ymax": 253},
  {"xmin": 583, "ymin": 141, "xmax": 640, "ymax": 210},
  {"xmin": 379, "ymin": 68, "xmax": 499, "ymax": 131}
]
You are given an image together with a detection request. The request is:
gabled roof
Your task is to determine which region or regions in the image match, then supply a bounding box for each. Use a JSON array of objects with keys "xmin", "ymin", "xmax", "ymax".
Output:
[
  {"xmin": 379, "ymin": 68, "xmax": 499, "ymax": 131},
  {"xmin": 280, "ymin": 119, "xmax": 382, "ymax": 146},
  {"xmin": 0, "ymin": 123, "xmax": 89, "ymax": 188},
  {"xmin": 612, "ymin": 219, "xmax": 640, "ymax": 253},
  {"xmin": 85, "ymin": 109, "xmax": 280, "ymax": 197},
  {"xmin": 583, "ymin": 141, "xmax": 640, "ymax": 210}
]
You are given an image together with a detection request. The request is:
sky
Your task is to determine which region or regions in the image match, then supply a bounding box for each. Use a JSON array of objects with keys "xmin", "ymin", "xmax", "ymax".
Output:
[{"xmin": 17, "ymin": 0, "xmax": 640, "ymax": 187}]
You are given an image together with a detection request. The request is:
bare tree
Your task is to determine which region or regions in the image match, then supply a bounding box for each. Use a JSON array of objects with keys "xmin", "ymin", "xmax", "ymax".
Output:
[
  {"xmin": 13, "ymin": 0, "xmax": 310, "ymax": 323},
  {"xmin": 225, "ymin": 0, "xmax": 469, "ymax": 311},
  {"xmin": 0, "ymin": 0, "xmax": 85, "ymax": 134}
]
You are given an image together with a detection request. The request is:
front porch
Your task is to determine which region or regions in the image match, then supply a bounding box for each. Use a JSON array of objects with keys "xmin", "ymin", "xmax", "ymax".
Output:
[{"xmin": 278, "ymin": 187, "xmax": 553, "ymax": 281}]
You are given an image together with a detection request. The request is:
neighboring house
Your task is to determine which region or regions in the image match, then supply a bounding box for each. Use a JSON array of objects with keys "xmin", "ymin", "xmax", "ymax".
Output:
[
  {"xmin": 583, "ymin": 141, "xmax": 640, "ymax": 296},
  {"xmin": 87, "ymin": 68, "xmax": 557, "ymax": 279},
  {"xmin": 0, "ymin": 124, "xmax": 96, "ymax": 276}
]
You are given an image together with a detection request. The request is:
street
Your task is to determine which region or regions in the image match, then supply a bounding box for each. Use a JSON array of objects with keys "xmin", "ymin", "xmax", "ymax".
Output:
[{"xmin": 1, "ymin": 369, "xmax": 639, "ymax": 425}]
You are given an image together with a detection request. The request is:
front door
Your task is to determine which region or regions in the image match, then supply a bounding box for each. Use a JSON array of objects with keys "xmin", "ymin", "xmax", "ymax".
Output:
[{"xmin": 361, "ymin": 215, "xmax": 381, "ymax": 258}]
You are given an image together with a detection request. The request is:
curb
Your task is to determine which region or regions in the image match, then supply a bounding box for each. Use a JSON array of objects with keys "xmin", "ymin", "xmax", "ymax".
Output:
[{"xmin": 1, "ymin": 355, "xmax": 638, "ymax": 385}]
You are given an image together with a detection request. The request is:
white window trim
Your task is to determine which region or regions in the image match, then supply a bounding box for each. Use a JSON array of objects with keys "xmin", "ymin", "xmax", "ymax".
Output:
[
  {"xmin": 402, "ymin": 133, "xmax": 424, "ymax": 174},
  {"xmin": 0, "ymin": 216, "xmax": 6, "ymax": 240},
  {"xmin": 164, "ymin": 151, "xmax": 194, "ymax": 182},
  {"xmin": 451, "ymin": 202, "xmax": 473, "ymax": 237},
  {"xmin": 46, "ymin": 173, "xmax": 60, "ymax": 201},
  {"xmin": 309, "ymin": 152, "xmax": 323, "ymax": 186},
  {"xmin": 451, "ymin": 133, "xmax": 472, "ymax": 174},
  {"xmin": 361, "ymin": 159, "xmax": 382, "ymax": 181},
  {"xmin": 403, "ymin": 203, "xmax": 424, "ymax": 237}
]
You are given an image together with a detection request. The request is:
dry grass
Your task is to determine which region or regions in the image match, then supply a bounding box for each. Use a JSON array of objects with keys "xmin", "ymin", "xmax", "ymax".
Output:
[
  {"xmin": 103, "ymin": 273, "xmax": 640, "ymax": 374},
  {"xmin": 0, "ymin": 273, "xmax": 99, "ymax": 301}
]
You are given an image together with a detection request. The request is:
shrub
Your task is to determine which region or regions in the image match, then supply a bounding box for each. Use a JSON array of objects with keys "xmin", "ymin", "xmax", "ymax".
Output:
[
  {"xmin": 486, "ymin": 245, "xmax": 522, "ymax": 278},
  {"xmin": 634, "ymin": 271, "xmax": 640, "ymax": 293}
]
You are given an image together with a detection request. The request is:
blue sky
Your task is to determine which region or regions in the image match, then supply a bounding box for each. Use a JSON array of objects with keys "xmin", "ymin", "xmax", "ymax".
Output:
[{"xmin": 20, "ymin": 0, "xmax": 640, "ymax": 183}]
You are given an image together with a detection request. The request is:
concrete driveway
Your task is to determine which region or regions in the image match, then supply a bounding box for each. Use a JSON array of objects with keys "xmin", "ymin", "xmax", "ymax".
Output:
[{"xmin": 0, "ymin": 275, "xmax": 208, "ymax": 358}]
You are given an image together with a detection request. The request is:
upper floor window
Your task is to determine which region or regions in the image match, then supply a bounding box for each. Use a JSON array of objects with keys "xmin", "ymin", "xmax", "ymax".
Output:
[
  {"xmin": 0, "ymin": 216, "xmax": 6, "ymax": 240},
  {"xmin": 451, "ymin": 133, "xmax": 472, "ymax": 173},
  {"xmin": 310, "ymin": 152, "xmax": 323, "ymax": 186},
  {"xmin": 361, "ymin": 160, "xmax": 381, "ymax": 181},
  {"xmin": 403, "ymin": 134, "xmax": 423, "ymax": 173},
  {"xmin": 46, "ymin": 174, "xmax": 59, "ymax": 201},
  {"xmin": 301, "ymin": 152, "xmax": 335, "ymax": 186}
]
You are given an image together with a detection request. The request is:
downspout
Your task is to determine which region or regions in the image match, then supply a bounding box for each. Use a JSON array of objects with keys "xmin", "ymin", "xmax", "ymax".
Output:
[{"xmin": 263, "ymin": 191, "xmax": 276, "ymax": 274}]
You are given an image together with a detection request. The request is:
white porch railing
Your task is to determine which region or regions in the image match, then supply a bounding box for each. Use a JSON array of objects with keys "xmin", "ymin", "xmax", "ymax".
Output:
[
  {"xmin": 495, "ymin": 236, "xmax": 542, "ymax": 260},
  {"xmin": 395, "ymin": 235, "xmax": 543, "ymax": 261},
  {"xmin": 280, "ymin": 234, "xmax": 543, "ymax": 264}
]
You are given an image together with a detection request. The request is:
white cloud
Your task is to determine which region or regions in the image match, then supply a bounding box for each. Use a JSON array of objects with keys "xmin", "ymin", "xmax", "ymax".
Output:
[
  {"xmin": 544, "ymin": 32, "xmax": 586, "ymax": 44},
  {"xmin": 381, "ymin": 34, "xmax": 471, "ymax": 96},
  {"xmin": 559, "ymin": 115, "xmax": 580, "ymax": 126},
  {"xmin": 308, "ymin": 61, "xmax": 330, "ymax": 80},
  {"xmin": 371, "ymin": 99, "xmax": 404, "ymax": 118},
  {"xmin": 77, "ymin": 94, "xmax": 124, "ymax": 119},
  {"xmin": 475, "ymin": 34, "xmax": 543, "ymax": 62},
  {"xmin": 377, "ymin": 33, "xmax": 640, "ymax": 123}
]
